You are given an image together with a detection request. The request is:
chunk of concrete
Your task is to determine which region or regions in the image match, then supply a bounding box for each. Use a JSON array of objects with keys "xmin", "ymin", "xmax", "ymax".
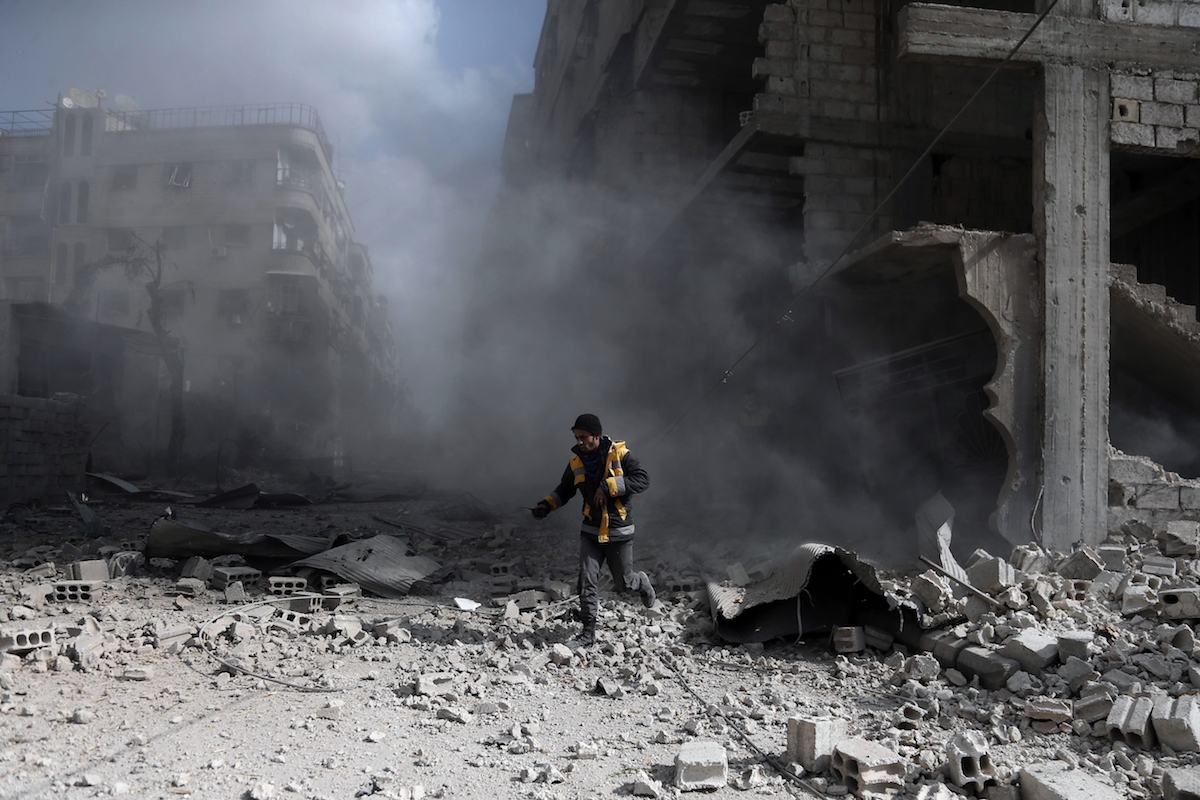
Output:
[
  {"xmin": 674, "ymin": 741, "xmax": 727, "ymax": 791},
  {"xmin": 1096, "ymin": 544, "xmax": 1127, "ymax": 570},
  {"xmin": 1107, "ymin": 695, "xmax": 1157, "ymax": 749},
  {"xmin": 1057, "ymin": 547, "xmax": 1103, "ymax": 580},
  {"xmin": 1001, "ymin": 630, "xmax": 1060, "ymax": 673},
  {"xmin": 1010, "ymin": 544, "xmax": 1049, "ymax": 574},
  {"xmin": 1161, "ymin": 521, "xmax": 1200, "ymax": 556},
  {"xmin": 1024, "ymin": 698, "xmax": 1072, "ymax": 724},
  {"xmin": 831, "ymin": 738, "xmax": 904, "ymax": 795},
  {"xmin": 944, "ymin": 730, "xmax": 996, "ymax": 792},
  {"xmin": 70, "ymin": 560, "xmax": 109, "ymax": 582},
  {"xmin": 1142, "ymin": 555, "xmax": 1178, "ymax": 577},
  {"xmin": 180, "ymin": 556, "xmax": 213, "ymax": 582},
  {"xmin": 832, "ymin": 626, "xmax": 865, "ymax": 653},
  {"xmin": 786, "ymin": 714, "xmax": 845, "ymax": 772},
  {"xmin": 1074, "ymin": 692, "xmax": 1114, "ymax": 724},
  {"xmin": 1056, "ymin": 631, "xmax": 1093, "ymax": 661},
  {"xmin": 921, "ymin": 629, "xmax": 969, "ymax": 668},
  {"xmin": 911, "ymin": 571, "xmax": 953, "ymax": 612},
  {"xmin": 1018, "ymin": 763, "xmax": 1123, "ymax": 800},
  {"xmin": 1153, "ymin": 696, "xmax": 1200, "ymax": 752},
  {"xmin": 957, "ymin": 646, "xmax": 1020, "ymax": 690},
  {"xmin": 968, "ymin": 556, "xmax": 1018, "ymax": 593},
  {"xmin": 1163, "ymin": 766, "xmax": 1200, "ymax": 800}
]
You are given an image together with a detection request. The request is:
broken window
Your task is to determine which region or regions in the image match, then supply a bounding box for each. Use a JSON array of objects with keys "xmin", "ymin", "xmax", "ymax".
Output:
[
  {"xmin": 106, "ymin": 228, "xmax": 133, "ymax": 251},
  {"xmin": 9, "ymin": 155, "xmax": 50, "ymax": 190},
  {"xmin": 80, "ymin": 112, "xmax": 93, "ymax": 156},
  {"xmin": 272, "ymin": 207, "xmax": 318, "ymax": 253},
  {"xmin": 267, "ymin": 273, "xmax": 304, "ymax": 316},
  {"xmin": 4, "ymin": 215, "xmax": 50, "ymax": 254},
  {"xmin": 111, "ymin": 165, "xmax": 137, "ymax": 190},
  {"xmin": 98, "ymin": 290, "xmax": 129, "ymax": 318},
  {"xmin": 57, "ymin": 181, "xmax": 72, "ymax": 224},
  {"xmin": 227, "ymin": 160, "xmax": 255, "ymax": 187},
  {"xmin": 161, "ymin": 226, "xmax": 187, "ymax": 250},
  {"xmin": 224, "ymin": 224, "xmax": 251, "ymax": 247},
  {"xmin": 217, "ymin": 288, "xmax": 249, "ymax": 325},
  {"xmin": 62, "ymin": 112, "xmax": 75, "ymax": 157},
  {"xmin": 76, "ymin": 181, "xmax": 89, "ymax": 224},
  {"xmin": 55, "ymin": 242, "xmax": 68, "ymax": 283},
  {"xmin": 165, "ymin": 163, "xmax": 192, "ymax": 188},
  {"xmin": 73, "ymin": 242, "xmax": 86, "ymax": 271},
  {"xmin": 277, "ymin": 145, "xmax": 320, "ymax": 191}
]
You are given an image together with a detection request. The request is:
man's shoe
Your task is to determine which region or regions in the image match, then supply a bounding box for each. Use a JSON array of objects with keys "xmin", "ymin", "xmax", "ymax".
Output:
[
  {"xmin": 576, "ymin": 620, "xmax": 596, "ymax": 648},
  {"xmin": 638, "ymin": 574, "xmax": 656, "ymax": 609}
]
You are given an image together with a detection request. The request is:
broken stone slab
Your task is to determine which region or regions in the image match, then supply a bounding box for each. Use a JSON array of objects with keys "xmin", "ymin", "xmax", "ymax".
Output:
[
  {"xmin": 786, "ymin": 714, "xmax": 845, "ymax": 772},
  {"xmin": 1000, "ymin": 629, "xmax": 1059, "ymax": 673},
  {"xmin": 596, "ymin": 677, "xmax": 625, "ymax": 698},
  {"xmin": 629, "ymin": 770, "xmax": 664, "ymax": 798},
  {"xmin": 1096, "ymin": 544, "xmax": 1127, "ymax": 571},
  {"xmin": 69, "ymin": 560, "xmax": 109, "ymax": 582},
  {"xmin": 173, "ymin": 578, "xmax": 205, "ymax": 597},
  {"xmin": 180, "ymin": 556, "xmax": 213, "ymax": 582},
  {"xmin": 1107, "ymin": 696, "xmax": 1157, "ymax": 749},
  {"xmin": 943, "ymin": 730, "xmax": 996, "ymax": 792},
  {"xmin": 1056, "ymin": 656, "xmax": 1099, "ymax": 692},
  {"xmin": 1142, "ymin": 555, "xmax": 1178, "ymax": 577},
  {"xmin": 1019, "ymin": 763, "xmax": 1123, "ymax": 800},
  {"xmin": 831, "ymin": 738, "xmax": 904, "ymax": 795},
  {"xmin": 1123, "ymin": 584, "xmax": 1158, "ymax": 616},
  {"xmin": 1161, "ymin": 521, "xmax": 1200, "ymax": 556},
  {"xmin": 1057, "ymin": 547, "xmax": 1103, "ymax": 580},
  {"xmin": 911, "ymin": 571, "xmax": 953, "ymax": 612},
  {"xmin": 1010, "ymin": 544, "xmax": 1050, "ymax": 574},
  {"xmin": 1153, "ymin": 696, "xmax": 1200, "ymax": 752},
  {"xmin": 903, "ymin": 653, "xmax": 941, "ymax": 682},
  {"xmin": 1056, "ymin": 631, "xmax": 1093, "ymax": 661},
  {"xmin": 674, "ymin": 741, "xmax": 727, "ymax": 791}
]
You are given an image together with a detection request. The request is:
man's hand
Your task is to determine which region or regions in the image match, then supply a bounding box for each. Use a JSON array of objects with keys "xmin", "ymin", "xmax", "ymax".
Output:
[
  {"xmin": 531, "ymin": 502, "xmax": 551, "ymax": 520},
  {"xmin": 592, "ymin": 485, "xmax": 606, "ymax": 508}
]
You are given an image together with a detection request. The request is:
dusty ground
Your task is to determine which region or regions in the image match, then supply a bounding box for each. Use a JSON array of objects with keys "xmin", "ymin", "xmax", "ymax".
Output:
[{"xmin": 0, "ymin": 486, "xmax": 1197, "ymax": 799}]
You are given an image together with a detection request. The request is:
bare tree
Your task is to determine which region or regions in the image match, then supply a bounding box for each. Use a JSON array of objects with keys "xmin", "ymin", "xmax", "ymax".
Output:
[{"xmin": 100, "ymin": 236, "xmax": 192, "ymax": 479}]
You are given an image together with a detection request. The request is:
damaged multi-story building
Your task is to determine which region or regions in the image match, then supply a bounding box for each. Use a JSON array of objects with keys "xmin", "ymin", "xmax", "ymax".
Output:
[
  {"xmin": 0, "ymin": 98, "xmax": 400, "ymax": 478},
  {"xmin": 501, "ymin": 0, "xmax": 1200, "ymax": 554}
]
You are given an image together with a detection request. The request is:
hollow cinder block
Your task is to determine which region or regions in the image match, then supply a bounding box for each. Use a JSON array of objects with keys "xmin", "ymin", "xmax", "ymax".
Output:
[
  {"xmin": 787, "ymin": 714, "xmax": 845, "ymax": 772},
  {"xmin": 1107, "ymin": 696, "xmax": 1157, "ymax": 749},
  {"xmin": 944, "ymin": 730, "xmax": 996, "ymax": 792}
]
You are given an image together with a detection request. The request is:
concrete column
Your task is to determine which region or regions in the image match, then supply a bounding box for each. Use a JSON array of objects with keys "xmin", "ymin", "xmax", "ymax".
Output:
[{"xmin": 1033, "ymin": 63, "xmax": 1110, "ymax": 549}]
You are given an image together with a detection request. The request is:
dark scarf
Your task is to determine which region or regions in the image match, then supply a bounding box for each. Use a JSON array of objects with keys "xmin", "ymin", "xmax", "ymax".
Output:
[{"xmin": 579, "ymin": 440, "xmax": 608, "ymax": 484}]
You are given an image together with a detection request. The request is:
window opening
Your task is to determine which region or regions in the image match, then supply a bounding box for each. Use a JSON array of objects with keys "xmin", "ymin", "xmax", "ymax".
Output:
[
  {"xmin": 161, "ymin": 226, "xmax": 188, "ymax": 250},
  {"xmin": 76, "ymin": 181, "xmax": 89, "ymax": 224},
  {"xmin": 10, "ymin": 156, "xmax": 49, "ymax": 190},
  {"xmin": 58, "ymin": 182, "xmax": 72, "ymax": 224},
  {"xmin": 106, "ymin": 228, "xmax": 133, "ymax": 251},
  {"xmin": 224, "ymin": 224, "xmax": 251, "ymax": 247},
  {"xmin": 112, "ymin": 165, "xmax": 137, "ymax": 190},
  {"xmin": 4, "ymin": 215, "xmax": 51, "ymax": 254},
  {"xmin": 80, "ymin": 113, "xmax": 93, "ymax": 156},
  {"xmin": 62, "ymin": 112, "xmax": 75, "ymax": 156},
  {"xmin": 166, "ymin": 163, "xmax": 193, "ymax": 188},
  {"xmin": 55, "ymin": 242, "xmax": 68, "ymax": 283}
]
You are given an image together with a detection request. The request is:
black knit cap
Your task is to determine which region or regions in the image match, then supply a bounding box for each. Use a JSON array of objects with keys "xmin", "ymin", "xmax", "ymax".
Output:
[{"xmin": 571, "ymin": 413, "xmax": 602, "ymax": 436}]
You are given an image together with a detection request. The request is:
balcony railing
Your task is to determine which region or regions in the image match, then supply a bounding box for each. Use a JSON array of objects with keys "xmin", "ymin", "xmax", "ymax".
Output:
[
  {"xmin": 104, "ymin": 103, "xmax": 330, "ymax": 154},
  {"xmin": 0, "ymin": 109, "xmax": 54, "ymax": 137}
]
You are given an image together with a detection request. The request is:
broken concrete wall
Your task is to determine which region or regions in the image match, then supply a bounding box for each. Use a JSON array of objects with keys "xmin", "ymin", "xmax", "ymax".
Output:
[
  {"xmin": 1109, "ymin": 446, "xmax": 1200, "ymax": 537},
  {"xmin": 0, "ymin": 393, "xmax": 87, "ymax": 506},
  {"xmin": 1111, "ymin": 69, "xmax": 1200, "ymax": 153}
]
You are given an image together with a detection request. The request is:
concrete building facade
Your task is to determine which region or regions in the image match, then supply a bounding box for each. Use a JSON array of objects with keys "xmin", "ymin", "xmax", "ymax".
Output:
[
  {"xmin": 0, "ymin": 100, "xmax": 399, "ymax": 472},
  {"xmin": 501, "ymin": 0, "xmax": 1200, "ymax": 551}
]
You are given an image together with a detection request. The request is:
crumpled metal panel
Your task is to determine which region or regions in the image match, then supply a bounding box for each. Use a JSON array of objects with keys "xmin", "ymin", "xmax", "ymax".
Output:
[
  {"xmin": 289, "ymin": 535, "xmax": 440, "ymax": 598},
  {"xmin": 707, "ymin": 543, "xmax": 912, "ymax": 644},
  {"xmin": 145, "ymin": 516, "xmax": 331, "ymax": 561}
]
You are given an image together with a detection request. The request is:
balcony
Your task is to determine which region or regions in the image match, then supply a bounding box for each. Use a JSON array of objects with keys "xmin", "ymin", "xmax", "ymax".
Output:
[
  {"xmin": 104, "ymin": 103, "xmax": 331, "ymax": 156},
  {"xmin": 0, "ymin": 109, "xmax": 54, "ymax": 137}
]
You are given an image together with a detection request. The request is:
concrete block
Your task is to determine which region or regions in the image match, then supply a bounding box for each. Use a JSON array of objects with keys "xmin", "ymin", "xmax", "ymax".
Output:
[
  {"xmin": 1153, "ymin": 696, "xmax": 1200, "ymax": 752},
  {"xmin": 1142, "ymin": 555, "xmax": 1177, "ymax": 576},
  {"xmin": 1057, "ymin": 656, "xmax": 1099, "ymax": 691},
  {"xmin": 268, "ymin": 576, "xmax": 306, "ymax": 596},
  {"xmin": 289, "ymin": 596, "xmax": 322, "ymax": 614},
  {"xmin": 957, "ymin": 646, "xmax": 1020, "ymax": 690},
  {"xmin": 154, "ymin": 624, "xmax": 193, "ymax": 651},
  {"xmin": 1057, "ymin": 631, "xmax": 1093, "ymax": 661},
  {"xmin": 1057, "ymin": 548, "xmax": 1103, "ymax": 580},
  {"xmin": 1010, "ymin": 544, "xmax": 1049, "ymax": 574},
  {"xmin": 224, "ymin": 581, "xmax": 247, "ymax": 604},
  {"xmin": 1, "ymin": 627, "xmax": 54, "ymax": 653},
  {"xmin": 944, "ymin": 730, "xmax": 996, "ymax": 792},
  {"xmin": 863, "ymin": 626, "xmax": 893, "ymax": 651},
  {"xmin": 1123, "ymin": 584, "xmax": 1157, "ymax": 615},
  {"xmin": 832, "ymin": 626, "xmax": 865, "ymax": 653},
  {"xmin": 1018, "ymin": 762, "xmax": 1124, "ymax": 800},
  {"xmin": 209, "ymin": 566, "xmax": 261, "ymax": 589},
  {"xmin": 1074, "ymin": 692, "xmax": 1115, "ymax": 724},
  {"xmin": 1181, "ymin": 485, "xmax": 1200, "ymax": 509},
  {"xmin": 323, "ymin": 615, "xmax": 362, "ymax": 639},
  {"xmin": 904, "ymin": 653, "xmax": 941, "ymax": 682},
  {"xmin": 831, "ymin": 738, "xmax": 904, "ymax": 795},
  {"xmin": 323, "ymin": 583, "xmax": 361, "ymax": 610},
  {"xmin": 921, "ymin": 629, "xmax": 969, "ymax": 668},
  {"xmin": 787, "ymin": 714, "xmax": 845, "ymax": 772},
  {"xmin": 52, "ymin": 582, "xmax": 98, "ymax": 603},
  {"xmin": 1164, "ymin": 767, "xmax": 1200, "ymax": 800},
  {"xmin": 1161, "ymin": 521, "xmax": 1200, "ymax": 555},
  {"xmin": 69, "ymin": 634, "xmax": 104, "ymax": 671},
  {"xmin": 1139, "ymin": 484, "xmax": 1181, "ymax": 509},
  {"xmin": 180, "ymin": 556, "xmax": 213, "ymax": 581},
  {"xmin": 1024, "ymin": 698, "xmax": 1072, "ymax": 724},
  {"xmin": 1001, "ymin": 630, "xmax": 1059, "ymax": 673},
  {"xmin": 674, "ymin": 741, "xmax": 727, "ymax": 791},
  {"xmin": 968, "ymin": 556, "xmax": 1018, "ymax": 593},
  {"xmin": 1096, "ymin": 544, "xmax": 1127, "ymax": 570},
  {"xmin": 1112, "ymin": 121, "xmax": 1156, "ymax": 147},
  {"xmin": 1112, "ymin": 97, "xmax": 1140, "ymax": 122},
  {"xmin": 173, "ymin": 578, "xmax": 205, "ymax": 597},
  {"xmin": 1156, "ymin": 78, "xmax": 1198, "ymax": 105},
  {"xmin": 70, "ymin": 560, "xmax": 108, "ymax": 582},
  {"xmin": 911, "ymin": 571, "xmax": 952, "ymax": 611},
  {"xmin": 1112, "ymin": 73, "xmax": 1155, "ymax": 101},
  {"xmin": 1107, "ymin": 695, "xmax": 1156, "ymax": 749},
  {"xmin": 1159, "ymin": 587, "xmax": 1200, "ymax": 619}
]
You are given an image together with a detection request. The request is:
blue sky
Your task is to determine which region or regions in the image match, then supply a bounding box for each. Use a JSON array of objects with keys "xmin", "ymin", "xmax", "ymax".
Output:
[{"xmin": 0, "ymin": 0, "xmax": 547, "ymax": 417}]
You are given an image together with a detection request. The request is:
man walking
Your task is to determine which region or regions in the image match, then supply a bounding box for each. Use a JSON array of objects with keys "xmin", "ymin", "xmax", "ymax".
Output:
[{"xmin": 532, "ymin": 413, "xmax": 655, "ymax": 645}]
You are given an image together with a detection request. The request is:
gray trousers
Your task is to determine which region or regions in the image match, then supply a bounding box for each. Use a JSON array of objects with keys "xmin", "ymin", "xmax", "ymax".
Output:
[{"xmin": 579, "ymin": 534, "xmax": 650, "ymax": 623}]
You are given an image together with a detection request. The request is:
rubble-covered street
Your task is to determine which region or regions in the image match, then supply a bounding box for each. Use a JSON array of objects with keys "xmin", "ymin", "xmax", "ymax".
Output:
[{"xmin": 3, "ymin": 483, "xmax": 1200, "ymax": 799}]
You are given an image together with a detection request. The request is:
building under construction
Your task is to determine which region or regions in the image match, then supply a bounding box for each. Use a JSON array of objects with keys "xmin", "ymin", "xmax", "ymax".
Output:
[{"xmin": 499, "ymin": 0, "xmax": 1200, "ymax": 553}]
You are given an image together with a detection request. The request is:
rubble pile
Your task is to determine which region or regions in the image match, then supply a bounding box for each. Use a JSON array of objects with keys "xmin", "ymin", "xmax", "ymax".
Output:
[{"xmin": 2, "ymin": 496, "xmax": 1200, "ymax": 797}]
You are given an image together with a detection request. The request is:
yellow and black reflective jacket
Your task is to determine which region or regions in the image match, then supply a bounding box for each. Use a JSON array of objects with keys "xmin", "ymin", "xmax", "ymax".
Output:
[{"xmin": 540, "ymin": 436, "xmax": 649, "ymax": 542}]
